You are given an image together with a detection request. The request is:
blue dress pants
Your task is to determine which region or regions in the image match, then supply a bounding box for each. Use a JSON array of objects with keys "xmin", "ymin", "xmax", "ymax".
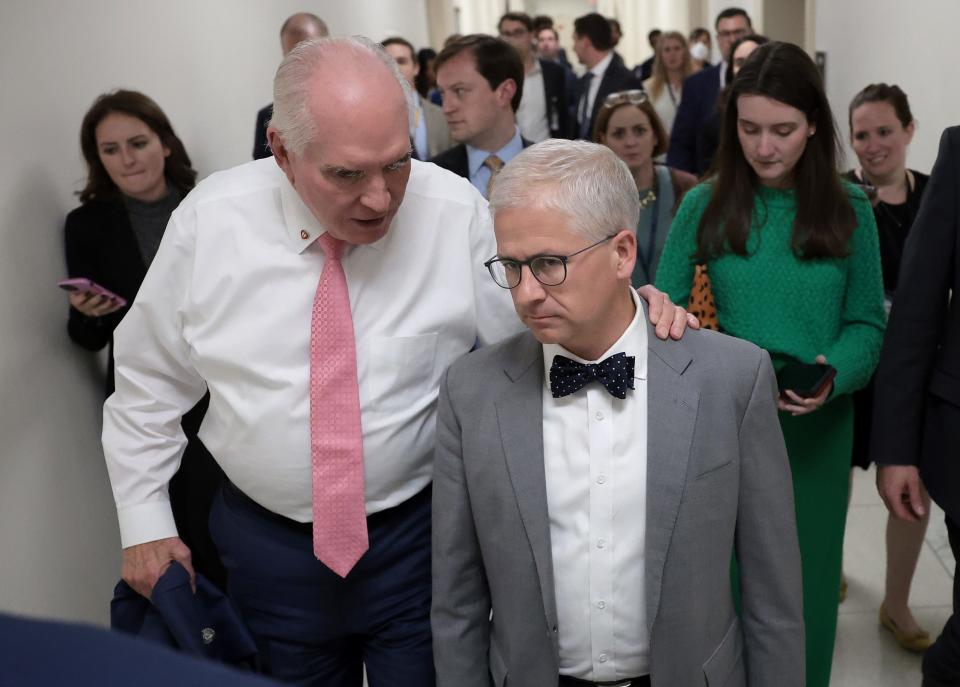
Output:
[{"xmin": 210, "ymin": 482, "xmax": 435, "ymax": 687}]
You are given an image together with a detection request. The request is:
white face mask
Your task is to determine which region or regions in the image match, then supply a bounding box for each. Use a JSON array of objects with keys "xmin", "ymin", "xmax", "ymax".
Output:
[{"xmin": 690, "ymin": 41, "xmax": 710, "ymax": 62}]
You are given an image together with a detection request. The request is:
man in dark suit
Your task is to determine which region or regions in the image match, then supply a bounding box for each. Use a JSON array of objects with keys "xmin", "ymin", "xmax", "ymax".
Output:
[
  {"xmin": 571, "ymin": 12, "xmax": 644, "ymax": 141},
  {"xmin": 874, "ymin": 126, "xmax": 960, "ymax": 687},
  {"xmin": 0, "ymin": 612, "xmax": 281, "ymax": 686},
  {"xmin": 498, "ymin": 12, "xmax": 569, "ymax": 142},
  {"xmin": 252, "ymin": 12, "xmax": 328, "ymax": 160},
  {"xmin": 666, "ymin": 7, "xmax": 751, "ymax": 174},
  {"xmin": 635, "ymin": 29, "xmax": 661, "ymax": 82},
  {"xmin": 430, "ymin": 35, "xmax": 531, "ymax": 198}
]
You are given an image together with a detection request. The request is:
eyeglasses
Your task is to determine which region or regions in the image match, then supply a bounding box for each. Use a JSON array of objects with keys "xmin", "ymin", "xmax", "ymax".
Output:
[
  {"xmin": 484, "ymin": 235, "xmax": 616, "ymax": 289},
  {"xmin": 602, "ymin": 90, "xmax": 648, "ymax": 110}
]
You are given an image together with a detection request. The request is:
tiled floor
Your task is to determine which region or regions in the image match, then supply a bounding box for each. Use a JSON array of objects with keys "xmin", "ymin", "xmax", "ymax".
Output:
[{"xmin": 833, "ymin": 466, "xmax": 954, "ymax": 685}]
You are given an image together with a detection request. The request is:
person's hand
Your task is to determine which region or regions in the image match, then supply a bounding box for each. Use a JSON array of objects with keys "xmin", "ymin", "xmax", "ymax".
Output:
[
  {"xmin": 637, "ymin": 284, "xmax": 701, "ymax": 340},
  {"xmin": 121, "ymin": 536, "xmax": 194, "ymax": 599},
  {"xmin": 778, "ymin": 354, "xmax": 832, "ymax": 415},
  {"xmin": 69, "ymin": 291, "xmax": 124, "ymax": 318},
  {"xmin": 877, "ymin": 465, "xmax": 926, "ymax": 522}
]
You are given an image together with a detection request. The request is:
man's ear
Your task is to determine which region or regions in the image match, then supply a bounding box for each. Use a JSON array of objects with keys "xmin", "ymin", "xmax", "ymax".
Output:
[
  {"xmin": 497, "ymin": 78, "xmax": 518, "ymax": 109},
  {"xmin": 614, "ymin": 228, "xmax": 637, "ymax": 279},
  {"xmin": 267, "ymin": 127, "xmax": 296, "ymax": 184}
]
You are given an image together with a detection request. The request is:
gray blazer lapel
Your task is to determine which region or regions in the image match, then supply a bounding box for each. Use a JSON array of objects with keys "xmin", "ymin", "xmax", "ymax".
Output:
[
  {"xmin": 645, "ymin": 322, "xmax": 699, "ymax": 632},
  {"xmin": 494, "ymin": 333, "xmax": 558, "ymax": 629}
]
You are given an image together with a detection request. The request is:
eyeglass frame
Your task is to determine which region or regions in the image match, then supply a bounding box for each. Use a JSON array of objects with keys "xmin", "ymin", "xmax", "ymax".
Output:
[
  {"xmin": 601, "ymin": 89, "xmax": 649, "ymax": 110},
  {"xmin": 483, "ymin": 234, "xmax": 618, "ymax": 289}
]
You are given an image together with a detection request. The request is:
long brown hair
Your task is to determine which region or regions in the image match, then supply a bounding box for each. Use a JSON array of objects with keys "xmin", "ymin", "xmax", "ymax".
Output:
[
  {"xmin": 79, "ymin": 89, "xmax": 196, "ymax": 203},
  {"xmin": 647, "ymin": 31, "xmax": 692, "ymax": 100},
  {"xmin": 695, "ymin": 42, "xmax": 856, "ymax": 261}
]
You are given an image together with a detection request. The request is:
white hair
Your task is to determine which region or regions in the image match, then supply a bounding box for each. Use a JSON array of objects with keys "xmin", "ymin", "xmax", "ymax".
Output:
[
  {"xmin": 488, "ymin": 139, "xmax": 641, "ymax": 242},
  {"xmin": 270, "ymin": 35, "xmax": 415, "ymax": 155}
]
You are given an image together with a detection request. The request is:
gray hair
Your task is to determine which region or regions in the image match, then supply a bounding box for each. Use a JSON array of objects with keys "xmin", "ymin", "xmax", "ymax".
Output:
[
  {"xmin": 488, "ymin": 139, "xmax": 640, "ymax": 242},
  {"xmin": 270, "ymin": 35, "xmax": 415, "ymax": 155}
]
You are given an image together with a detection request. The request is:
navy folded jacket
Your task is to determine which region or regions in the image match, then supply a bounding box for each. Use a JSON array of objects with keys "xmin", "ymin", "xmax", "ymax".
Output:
[{"xmin": 111, "ymin": 562, "xmax": 258, "ymax": 670}]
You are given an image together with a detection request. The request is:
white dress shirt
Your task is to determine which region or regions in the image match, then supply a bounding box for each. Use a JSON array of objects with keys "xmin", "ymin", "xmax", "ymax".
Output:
[
  {"xmin": 516, "ymin": 61, "xmax": 550, "ymax": 143},
  {"xmin": 542, "ymin": 288, "xmax": 649, "ymax": 680},
  {"xmin": 103, "ymin": 158, "xmax": 521, "ymax": 548}
]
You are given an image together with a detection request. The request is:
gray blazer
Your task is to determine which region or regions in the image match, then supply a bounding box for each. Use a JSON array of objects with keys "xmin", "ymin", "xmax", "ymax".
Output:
[
  {"xmin": 421, "ymin": 96, "xmax": 453, "ymax": 159},
  {"xmin": 432, "ymin": 319, "xmax": 805, "ymax": 687}
]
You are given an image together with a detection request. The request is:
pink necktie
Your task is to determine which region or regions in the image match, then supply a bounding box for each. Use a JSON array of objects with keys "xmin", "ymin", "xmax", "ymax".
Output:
[{"xmin": 310, "ymin": 233, "xmax": 368, "ymax": 577}]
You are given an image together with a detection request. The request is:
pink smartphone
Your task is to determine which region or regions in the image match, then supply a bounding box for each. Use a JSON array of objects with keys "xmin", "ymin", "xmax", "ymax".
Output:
[{"xmin": 58, "ymin": 278, "xmax": 128, "ymax": 307}]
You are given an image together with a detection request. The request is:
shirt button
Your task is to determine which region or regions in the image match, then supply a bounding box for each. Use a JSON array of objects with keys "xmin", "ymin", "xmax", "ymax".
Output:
[
  {"xmin": 596, "ymin": 475, "xmax": 607, "ymax": 485},
  {"xmin": 597, "ymin": 600, "xmax": 606, "ymax": 609},
  {"xmin": 597, "ymin": 539, "xmax": 605, "ymax": 549},
  {"xmin": 599, "ymin": 653, "xmax": 608, "ymax": 663},
  {"xmin": 595, "ymin": 411, "xmax": 604, "ymax": 421}
]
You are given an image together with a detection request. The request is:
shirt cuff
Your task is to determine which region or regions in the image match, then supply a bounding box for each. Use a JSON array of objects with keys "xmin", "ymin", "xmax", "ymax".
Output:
[{"xmin": 117, "ymin": 500, "xmax": 178, "ymax": 549}]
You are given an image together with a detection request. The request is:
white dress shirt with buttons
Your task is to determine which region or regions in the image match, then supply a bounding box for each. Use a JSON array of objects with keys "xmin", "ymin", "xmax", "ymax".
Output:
[
  {"xmin": 516, "ymin": 61, "xmax": 550, "ymax": 143},
  {"xmin": 542, "ymin": 288, "xmax": 649, "ymax": 680},
  {"xmin": 102, "ymin": 158, "xmax": 521, "ymax": 548}
]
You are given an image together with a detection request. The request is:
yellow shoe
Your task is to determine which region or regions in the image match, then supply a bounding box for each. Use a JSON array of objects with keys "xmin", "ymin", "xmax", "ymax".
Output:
[{"xmin": 879, "ymin": 604, "xmax": 933, "ymax": 653}]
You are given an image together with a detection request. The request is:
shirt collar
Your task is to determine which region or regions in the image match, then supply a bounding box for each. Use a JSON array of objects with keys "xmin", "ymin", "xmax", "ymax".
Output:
[
  {"xmin": 590, "ymin": 51, "xmax": 614, "ymax": 78},
  {"xmin": 466, "ymin": 126, "xmax": 524, "ymax": 178},
  {"xmin": 278, "ymin": 167, "xmax": 386, "ymax": 254},
  {"xmin": 527, "ymin": 59, "xmax": 543, "ymax": 77},
  {"xmin": 542, "ymin": 287, "xmax": 649, "ymax": 385}
]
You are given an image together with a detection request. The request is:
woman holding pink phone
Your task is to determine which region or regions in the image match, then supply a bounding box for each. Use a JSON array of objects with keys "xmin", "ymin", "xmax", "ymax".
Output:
[{"xmin": 64, "ymin": 89, "xmax": 226, "ymax": 588}]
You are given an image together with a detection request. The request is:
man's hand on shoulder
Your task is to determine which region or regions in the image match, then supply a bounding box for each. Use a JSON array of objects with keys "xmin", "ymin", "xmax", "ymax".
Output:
[
  {"xmin": 637, "ymin": 284, "xmax": 701, "ymax": 340},
  {"xmin": 121, "ymin": 536, "xmax": 194, "ymax": 599}
]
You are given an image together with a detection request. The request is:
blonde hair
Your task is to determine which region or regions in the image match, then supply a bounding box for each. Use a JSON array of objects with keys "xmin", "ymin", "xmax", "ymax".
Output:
[{"xmin": 648, "ymin": 31, "xmax": 692, "ymax": 100}]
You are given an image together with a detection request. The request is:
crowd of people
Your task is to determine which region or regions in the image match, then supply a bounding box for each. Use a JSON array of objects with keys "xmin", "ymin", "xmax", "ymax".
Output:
[{"xmin": 45, "ymin": 5, "xmax": 960, "ymax": 687}]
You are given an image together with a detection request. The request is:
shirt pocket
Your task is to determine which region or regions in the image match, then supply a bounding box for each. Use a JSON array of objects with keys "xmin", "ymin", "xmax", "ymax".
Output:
[{"xmin": 364, "ymin": 333, "xmax": 439, "ymax": 414}]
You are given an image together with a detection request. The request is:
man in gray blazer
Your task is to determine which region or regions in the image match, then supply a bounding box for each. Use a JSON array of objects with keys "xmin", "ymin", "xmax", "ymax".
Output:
[{"xmin": 432, "ymin": 139, "xmax": 805, "ymax": 687}]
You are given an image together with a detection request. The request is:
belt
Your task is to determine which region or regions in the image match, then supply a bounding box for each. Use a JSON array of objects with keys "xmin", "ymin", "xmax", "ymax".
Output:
[
  {"xmin": 559, "ymin": 675, "xmax": 650, "ymax": 687},
  {"xmin": 222, "ymin": 480, "xmax": 431, "ymax": 535}
]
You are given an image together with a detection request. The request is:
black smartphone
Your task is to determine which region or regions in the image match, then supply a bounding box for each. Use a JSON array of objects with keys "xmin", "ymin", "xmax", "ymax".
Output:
[{"xmin": 777, "ymin": 362, "xmax": 837, "ymax": 398}]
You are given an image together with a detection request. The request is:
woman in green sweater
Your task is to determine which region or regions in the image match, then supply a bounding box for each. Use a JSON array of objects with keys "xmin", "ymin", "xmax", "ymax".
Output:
[{"xmin": 656, "ymin": 43, "xmax": 886, "ymax": 687}]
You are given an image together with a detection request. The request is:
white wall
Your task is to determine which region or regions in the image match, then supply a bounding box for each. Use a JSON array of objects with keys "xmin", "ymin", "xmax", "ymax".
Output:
[
  {"xmin": 0, "ymin": 0, "xmax": 428, "ymax": 626},
  {"xmin": 816, "ymin": 0, "xmax": 958, "ymax": 173}
]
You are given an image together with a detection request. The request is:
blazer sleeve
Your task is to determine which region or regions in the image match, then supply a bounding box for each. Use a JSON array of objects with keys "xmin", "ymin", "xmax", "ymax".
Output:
[
  {"xmin": 64, "ymin": 208, "xmax": 120, "ymax": 351},
  {"xmin": 872, "ymin": 127, "xmax": 960, "ymax": 466},
  {"xmin": 432, "ymin": 366, "xmax": 493, "ymax": 687},
  {"xmin": 735, "ymin": 349, "xmax": 806, "ymax": 685}
]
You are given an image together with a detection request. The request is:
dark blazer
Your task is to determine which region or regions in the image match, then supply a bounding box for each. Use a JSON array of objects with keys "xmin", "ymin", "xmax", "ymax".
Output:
[
  {"xmin": 64, "ymin": 197, "xmax": 226, "ymax": 588},
  {"xmin": 575, "ymin": 56, "xmax": 644, "ymax": 140},
  {"xmin": 635, "ymin": 55, "xmax": 655, "ymax": 82},
  {"xmin": 429, "ymin": 137, "xmax": 534, "ymax": 181},
  {"xmin": 253, "ymin": 103, "xmax": 274, "ymax": 160},
  {"xmin": 112, "ymin": 562, "xmax": 257, "ymax": 667},
  {"xmin": 0, "ymin": 612, "xmax": 280, "ymax": 686},
  {"xmin": 667, "ymin": 64, "xmax": 722, "ymax": 175},
  {"xmin": 538, "ymin": 59, "xmax": 570, "ymax": 139},
  {"xmin": 872, "ymin": 126, "xmax": 960, "ymax": 522},
  {"xmin": 65, "ymin": 198, "xmax": 147, "ymax": 390}
]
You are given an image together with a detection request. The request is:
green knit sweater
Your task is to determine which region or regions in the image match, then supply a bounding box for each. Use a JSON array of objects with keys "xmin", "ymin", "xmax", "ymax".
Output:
[{"xmin": 655, "ymin": 182, "xmax": 886, "ymax": 397}]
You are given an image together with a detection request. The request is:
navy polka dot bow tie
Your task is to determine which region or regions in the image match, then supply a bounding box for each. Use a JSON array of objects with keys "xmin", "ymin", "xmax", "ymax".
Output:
[{"xmin": 549, "ymin": 352, "xmax": 636, "ymax": 399}]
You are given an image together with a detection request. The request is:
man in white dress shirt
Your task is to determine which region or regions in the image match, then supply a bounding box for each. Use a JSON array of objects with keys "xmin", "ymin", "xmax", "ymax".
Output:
[
  {"xmin": 432, "ymin": 139, "xmax": 805, "ymax": 687},
  {"xmin": 103, "ymin": 38, "xmax": 691, "ymax": 686}
]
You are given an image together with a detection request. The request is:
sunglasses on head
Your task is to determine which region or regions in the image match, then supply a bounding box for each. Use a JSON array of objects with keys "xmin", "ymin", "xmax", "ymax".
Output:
[{"xmin": 602, "ymin": 90, "xmax": 649, "ymax": 109}]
